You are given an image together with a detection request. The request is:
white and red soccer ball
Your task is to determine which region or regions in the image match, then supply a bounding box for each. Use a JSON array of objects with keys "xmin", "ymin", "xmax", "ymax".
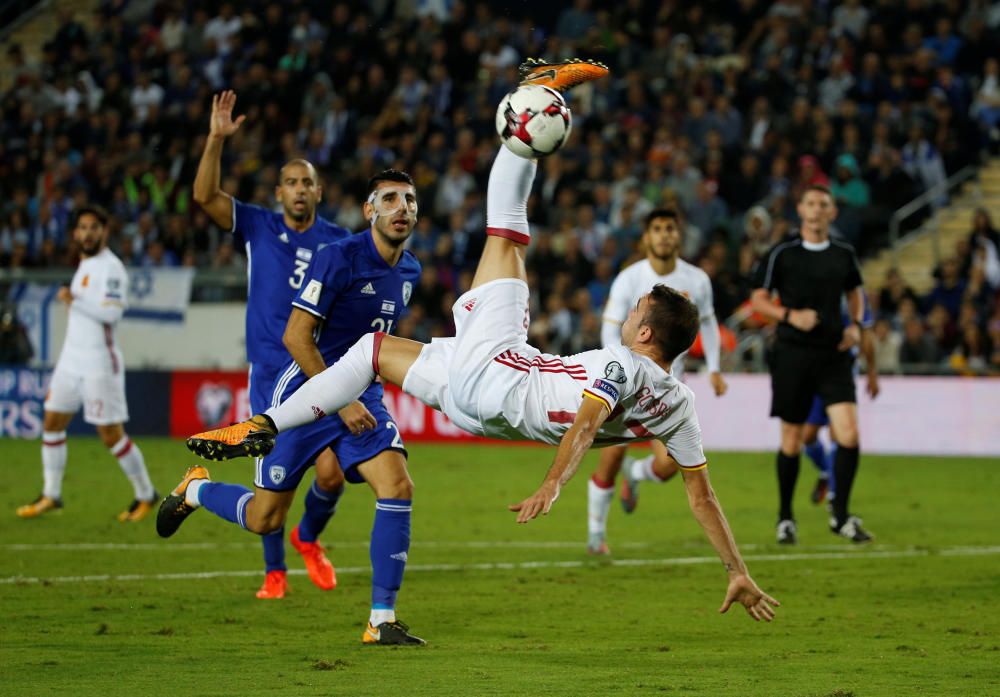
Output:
[{"xmin": 495, "ymin": 84, "xmax": 572, "ymax": 159}]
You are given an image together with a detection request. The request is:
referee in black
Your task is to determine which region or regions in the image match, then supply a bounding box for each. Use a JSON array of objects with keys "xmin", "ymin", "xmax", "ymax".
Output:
[{"xmin": 751, "ymin": 185, "xmax": 872, "ymax": 544}]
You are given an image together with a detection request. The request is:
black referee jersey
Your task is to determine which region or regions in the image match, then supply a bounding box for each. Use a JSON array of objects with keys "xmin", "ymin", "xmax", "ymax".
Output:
[{"xmin": 753, "ymin": 235, "xmax": 863, "ymax": 348}]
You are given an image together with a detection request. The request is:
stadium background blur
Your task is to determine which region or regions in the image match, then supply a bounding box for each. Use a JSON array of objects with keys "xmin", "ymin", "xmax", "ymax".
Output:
[{"xmin": 2, "ymin": 0, "xmax": 1000, "ymax": 375}]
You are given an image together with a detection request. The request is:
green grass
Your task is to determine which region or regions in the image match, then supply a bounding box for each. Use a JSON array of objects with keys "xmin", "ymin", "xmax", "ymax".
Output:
[{"xmin": 0, "ymin": 438, "xmax": 998, "ymax": 697}]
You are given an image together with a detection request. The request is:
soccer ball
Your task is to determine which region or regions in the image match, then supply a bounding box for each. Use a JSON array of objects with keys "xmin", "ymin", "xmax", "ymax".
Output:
[{"xmin": 496, "ymin": 84, "xmax": 572, "ymax": 159}]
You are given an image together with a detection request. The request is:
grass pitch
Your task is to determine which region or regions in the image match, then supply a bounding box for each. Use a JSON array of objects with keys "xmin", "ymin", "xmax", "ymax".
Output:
[{"xmin": 1, "ymin": 438, "xmax": 998, "ymax": 697}]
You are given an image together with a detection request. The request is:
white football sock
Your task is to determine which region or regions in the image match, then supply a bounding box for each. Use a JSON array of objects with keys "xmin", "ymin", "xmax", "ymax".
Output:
[
  {"xmin": 587, "ymin": 477, "xmax": 614, "ymax": 536},
  {"xmin": 265, "ymin": 332, "xmax": 378, "ymax": 432},
  {"xmin": 633, "ymin": 455, "xmax": 663, "ymax": 483},
  {"xmin": 41, "ymin": 431, "xmax": 67, "ymax": 500},
  {"xmin": 185, "ymin": 478, "xmax": 206, "ymax": 508},
  {"xmin": 486, "ymin": 146, "xmax": 536, "ymax": 243},
  {"xmin": 111, "ymin": 436, "xmax": 155, "ymax": 501},
  {"xmin": 370, "ymin": 608, "xmax": 396, "ymax": 626}
]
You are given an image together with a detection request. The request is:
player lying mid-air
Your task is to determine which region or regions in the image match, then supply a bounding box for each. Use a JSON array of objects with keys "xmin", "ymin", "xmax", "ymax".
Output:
[{"xmin": 177, "ymin": 61, "xmax": 779, "ymax": 622}]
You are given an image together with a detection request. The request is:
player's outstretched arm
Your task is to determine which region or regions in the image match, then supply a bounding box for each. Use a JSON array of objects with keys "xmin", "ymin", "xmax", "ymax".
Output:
[
  {"xmin": 680, "ymin": 467, "xmax": 779, "ymax": 621},
  {"xmin": 193, "ymin": 91, "xmax": 244, "ymax": 229},
  {"xmin": 509, "ymin": 396, "xmax": 609, "ymax": 523}
]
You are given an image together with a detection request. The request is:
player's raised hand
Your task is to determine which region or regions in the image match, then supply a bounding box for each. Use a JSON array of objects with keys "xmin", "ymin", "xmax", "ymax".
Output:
[
  {"xmin": 509, "ymin": 482, "xmax": 560, "ymax": 524},
  {"xmin": 719, "ymin": 573, "xmax": 779, "ymax": 622},
  {"xmin": 209, "ymin": 90, "xmax": 245, "ymax": 139},
  {"xmin": 338, "ymin": 401, "xmax": 378, "ymax": 436}
]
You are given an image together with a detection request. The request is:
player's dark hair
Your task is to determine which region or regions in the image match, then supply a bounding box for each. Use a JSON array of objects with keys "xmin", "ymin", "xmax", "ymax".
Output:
[
  {"xmin": 799, "ymin": 184, "xmax": 833, "ymax": 201},
  {"xmin": 71, "ymin": 204, "xmax": 109, "ymax": 229},
  {"xmin": 642, "ymin": 284, "xmax": 699, "ymax": 363},
  {"xmin": 367, "ymin": 169, "xmax": 414, "ymax": 195},
  {"xmin": 644, "ymin": 208, "xmax": 682, "ymax": 230}
]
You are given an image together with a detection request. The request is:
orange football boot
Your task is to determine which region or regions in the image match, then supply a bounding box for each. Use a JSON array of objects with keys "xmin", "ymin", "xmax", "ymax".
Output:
[
  {"xmin": 518, "ymin": 58, "xmax": 609, "ymax": 93},
  {"xmin": 290, "ymin": 525, "xmax": 336, "ymax": 590}
]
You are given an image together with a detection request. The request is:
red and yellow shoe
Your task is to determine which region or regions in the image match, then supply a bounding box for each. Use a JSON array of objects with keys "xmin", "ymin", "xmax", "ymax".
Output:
[
  {"xmin": 186, "ymin": 414, "xmax": 277, "ymax": 461},
  {"xmin": 362, "ymin": 619, "xmax": 426, "ymax": 645},
  {"xmin": 290, "ymin": 525, "xmax": 336, "ymax": 590},
  {"xmin": 16, "ymin": 494, "xmax": 63, "ymax": 518},
  {"xmin": 155, "ymin": 466, "xmax": 210, "ymax": 538},
  {"xmin": 117, "ymin": 491, "xmax": 160, "ymax": 522},
  {"xmin": 518, "ymin": 58, "xmax": 609, "ymax": 93},
  {"xmin": 255, "ymin": 570, "xmax": 289, "ymax": 599}
]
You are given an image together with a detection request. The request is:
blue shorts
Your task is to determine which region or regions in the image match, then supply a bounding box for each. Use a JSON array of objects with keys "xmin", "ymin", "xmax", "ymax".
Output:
[
  {"xmin": 806, "ymin": 395, "xmax": 829, "ymax": 427},
  {"xmin": 254, "ymin": 389, "xmax": 406, "ymax": 491},
  {"xmin": 248, "ymin": 362, "xmax": 282, "ymax": 414}
]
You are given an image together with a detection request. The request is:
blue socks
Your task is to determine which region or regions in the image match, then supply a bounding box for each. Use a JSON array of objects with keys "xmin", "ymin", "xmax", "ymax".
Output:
[
  {"xmin": 803, "ymin": 440, "xmax": 829, "ymax": 477},
  {"xmin": 198, "ymin": 481, "xmax": 254, "ymax": 529},
  {"xmin": 370, "ymin": 498, "xmax": 411, "ymax": 609},
  {"xmin": 298, "ymin": 479, "xmax": 344, "ymax": 543},
  {"xmin": 262, "ymin": 528, "xmax": 286, "ymax": 572}
]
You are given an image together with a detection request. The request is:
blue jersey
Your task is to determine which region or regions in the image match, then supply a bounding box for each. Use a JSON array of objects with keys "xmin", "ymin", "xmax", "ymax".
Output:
[
  {"xmin": 232, "ymin": 199, "xmax": 350, "ymax": 370},
  {"xmin": 272, "ymin": 229, "xmax": 422, "ymax": 405}
]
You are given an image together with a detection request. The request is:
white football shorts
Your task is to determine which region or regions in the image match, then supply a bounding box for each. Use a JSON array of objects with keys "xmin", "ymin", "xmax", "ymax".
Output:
[{"xmin": 45, "ymin": 366, "xmax": 129, "ymax": 425}]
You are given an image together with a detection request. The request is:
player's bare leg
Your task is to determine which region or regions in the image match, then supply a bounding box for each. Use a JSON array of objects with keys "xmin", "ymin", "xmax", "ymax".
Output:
[
  {"xmin": 355, "ymin": 450, "xmax": 424, "ymax": 645},
  {"xmin": 16, "ymin": 411, "xmax": 73, "ymax": 518},
  {"xmin": 825, "ymin": 402, "xmax": 871, "ymax": 542},
  {"xmin": 620, "ymin": 439, "xmax": 681, "ymax": 513}
]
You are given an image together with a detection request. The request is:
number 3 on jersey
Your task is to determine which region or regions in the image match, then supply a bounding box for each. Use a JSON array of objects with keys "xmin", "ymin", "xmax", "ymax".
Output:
[
  {"xmin": 289, "ymin": 258, "xmax": 310, "ymax": 289},
  {"xmin": 371, "ymin": 317, "xmax": 394, "ymax": 333}
]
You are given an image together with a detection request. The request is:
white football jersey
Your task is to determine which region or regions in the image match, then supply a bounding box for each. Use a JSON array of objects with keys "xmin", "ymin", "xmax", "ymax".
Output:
[
  {"xmin": 601, "ymin": 258, "xmax": 719, "ymax": 376},
  {"xmin": 478, "ymin": 343, "xmax": 706, "ymax": 468},
  {"xmin": 56, "ymin": 247, "xmax": 128, "ymax": 375}
]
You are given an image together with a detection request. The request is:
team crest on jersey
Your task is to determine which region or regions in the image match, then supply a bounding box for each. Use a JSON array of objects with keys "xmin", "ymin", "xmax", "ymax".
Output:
[
  {"xmin": 604, "ymin": 361, "xmax": 627, "ymax": 383},
  {"xmin": 269, "ymin": 465, "xmax": 286, "ymax": 485},
  {"xmin": 402, "ymin": 281, "xmax": 412, "ymax": 306}
]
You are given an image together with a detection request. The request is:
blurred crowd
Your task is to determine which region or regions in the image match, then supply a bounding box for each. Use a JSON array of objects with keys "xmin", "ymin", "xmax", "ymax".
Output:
[{"xmin": 2, "ymin": 0, "xmax": 1000, "ymax": 372}]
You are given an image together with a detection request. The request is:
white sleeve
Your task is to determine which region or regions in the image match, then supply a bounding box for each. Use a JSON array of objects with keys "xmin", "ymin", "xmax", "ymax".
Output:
[
  {"xmin": 601, "ymin": 270, "xmax": 633, "ymax": 347},
  {"xmin": 662, "ymin": 405, "xmax": 707, "ymax": 469},
  {"xmin": 581, "ymin": 345, "xmax": 635, "ymax": 414},
  {"xmin": 72, "ymin": 265, "xmax": 126, "ymax": 324},
  {"xmin": 696, "ymin": 275, "xmax": 721, "ymax": 373}
]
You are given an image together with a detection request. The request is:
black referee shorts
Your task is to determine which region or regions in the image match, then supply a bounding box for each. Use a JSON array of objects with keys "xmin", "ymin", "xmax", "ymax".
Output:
[{"xmin": 768, "ymin": 341, "xmax": 856, "ymax": 424}]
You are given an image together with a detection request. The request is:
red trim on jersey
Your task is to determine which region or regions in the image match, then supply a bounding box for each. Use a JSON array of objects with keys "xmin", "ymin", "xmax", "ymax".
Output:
[
  {"xmin": 113, "ymin": 438, "xmax": 133, "ymax": 458},
  {"xmin": 103, "ymin": 323, "xmax": 119, "ymax": 374},
  {"xmin": 494, "ymin": 350, "xmax": 587, "ymax": 380},
  {"xmin": 372, "ymin": 331, "xmax": 385, "ymax": 374},
  {"xmin": 486, "ymin": 226, "xmax": 531, "ymax": 245},
  {"xmin": 546, "ymin": 410, "xmax": 576, "ymax": 424}
]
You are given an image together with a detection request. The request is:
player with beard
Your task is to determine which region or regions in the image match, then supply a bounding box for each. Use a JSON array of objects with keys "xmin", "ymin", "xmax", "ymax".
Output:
[
  {"xmin": 163, "ymin": 170, "xmax": 425, "ymax": 644},
  {"xmin": 585, "ymin": 208, "xmax": 728, "ymax": 554},
  {"xmin": 191, "ymin": 90, "xmax": 351, "ymax": 600},
  {"xmin": 17, "ymin": 205, "xmax": 158, "ymax": 522}
]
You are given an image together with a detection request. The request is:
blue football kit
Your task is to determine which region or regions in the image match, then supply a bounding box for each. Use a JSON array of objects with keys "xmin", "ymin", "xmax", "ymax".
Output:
[
  {"xmin": 256, "ymin": 229, "xmax": 422, "ymax": 490},
  {"xmin": 231, "ymin": 199, "xmax": 350, "ymax": 412}
]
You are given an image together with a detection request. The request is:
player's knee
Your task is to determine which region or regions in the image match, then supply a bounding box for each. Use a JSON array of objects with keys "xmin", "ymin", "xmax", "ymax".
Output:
[
  {"xmin": 376, "ymin": 472, "xmax": 413, "ymax": 500},
  {"xmin": 315, "ymin": 466, "xmax": 345, "ymax": 492},
  {"xmin": 244, "ymin": 503, "xmax": 284, "ymax": 535},
  {"xmin": 835, "ymin": 426, "xmax": 859, "ymax": 448}
]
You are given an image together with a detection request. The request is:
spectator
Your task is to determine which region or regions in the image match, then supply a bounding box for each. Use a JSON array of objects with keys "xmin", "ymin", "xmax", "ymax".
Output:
[
  {"xmin": 0, "ymin": 304, "xmax": 33, "ymax": 365},
  {"xmin": 926, "ymin": 257, "xmax": 967, "ymax": 319},
  {"xmin": 871, "ymin": 318, "xmax": 902, "ymax": 373},
  {"xmin": 899, "ymin": 316, "xmax": 941, "ymax": 367},
  {"xmin": 901, "ymin": 122, "xmax": 948, "ymax": 207}
]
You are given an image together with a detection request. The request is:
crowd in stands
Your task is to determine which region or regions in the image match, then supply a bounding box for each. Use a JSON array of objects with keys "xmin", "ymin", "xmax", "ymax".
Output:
[{"xmin": 2, "ymin": 0, "xmax": 1000, "ymax": 373}]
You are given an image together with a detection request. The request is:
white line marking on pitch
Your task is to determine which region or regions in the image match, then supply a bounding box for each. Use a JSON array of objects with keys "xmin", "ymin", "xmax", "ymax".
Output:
[
  {"xmin": 2, "ymin": 546, "xmax": 998, "ymax": 586},
  {"xmin": 0, "ymin": 541, "xmax": 916, "ymax": 552}
]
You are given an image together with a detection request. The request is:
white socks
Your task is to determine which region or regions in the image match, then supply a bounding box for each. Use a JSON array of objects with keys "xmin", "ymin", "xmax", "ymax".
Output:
[
  {"xmin": 587, "ymin": 477, "xmax": 614, "ymax": 536},
  {"xmin": 111, "ymin": 436, "xmax": 155, "ymax": 501},
  {"xmin": 266, "ymin": 332, "xmax": 378, "ymax": 432},
  {"xmin": 185, "ymin": 479, "xmax": 207, "ymax": 508},
  {"xmin": 370, "ymin": 608, "xmax": 396, "ymax": 626},
  {"xmin": 486, "ymin": 146, "xmax": 536, "ymax": 243},
  {"xmin": 41, "ymin": 431, "xmax": 67, "ymax": 500},
  {"xmin": 629, "ymin": 454, "xmax": 663, "ymax": 483}
]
